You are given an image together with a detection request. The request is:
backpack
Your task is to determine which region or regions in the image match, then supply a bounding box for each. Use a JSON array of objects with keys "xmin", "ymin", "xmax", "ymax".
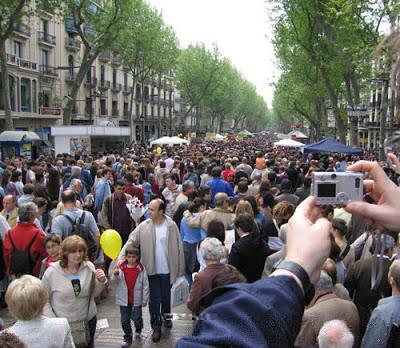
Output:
[
  {"xmin": 8, "ymin": 229, "xmax": 39, "ymax": 276},
  {"xmin": 61, "ymin": 212, "xmax": 97, "ymax": 261}
]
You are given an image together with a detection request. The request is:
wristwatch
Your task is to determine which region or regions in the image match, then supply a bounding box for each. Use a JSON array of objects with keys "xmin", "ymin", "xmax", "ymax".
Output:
[{"xmin": 274, "ymin": 260, "xmax": 315, "ymax": 305}]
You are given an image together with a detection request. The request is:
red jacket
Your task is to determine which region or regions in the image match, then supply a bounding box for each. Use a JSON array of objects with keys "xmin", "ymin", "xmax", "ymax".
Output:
[
  {"xmin": 3, "ymin": 222, "xmax": 46, "ymax": 277},
  {"xmin": 124, "ymin": 184, "xmax": 145, "ymax": 203}
]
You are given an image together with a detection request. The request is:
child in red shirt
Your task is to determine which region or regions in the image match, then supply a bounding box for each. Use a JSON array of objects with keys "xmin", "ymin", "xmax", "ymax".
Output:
[{"xmin": 112, "ymin": 246, "xmax": 149, "ymax": 346}]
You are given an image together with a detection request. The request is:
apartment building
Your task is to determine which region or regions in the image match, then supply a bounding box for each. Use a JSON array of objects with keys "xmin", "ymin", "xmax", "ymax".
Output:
[{"xmin": 0, "ymin": 0, "xmax": 175, "ymax": 143}]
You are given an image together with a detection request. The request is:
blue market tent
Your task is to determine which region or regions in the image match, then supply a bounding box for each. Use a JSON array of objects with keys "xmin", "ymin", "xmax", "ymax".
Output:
[{"xmin": 303, "ymin": 137, "xmax": 363, "ymax": 157}]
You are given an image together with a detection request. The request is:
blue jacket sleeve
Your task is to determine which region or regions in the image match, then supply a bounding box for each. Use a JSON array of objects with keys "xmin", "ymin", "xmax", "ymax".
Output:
[
  {"xmin": 225, "ymin": 181, "xmax": 234, "ymax": 197},
  {"xmin": 176, "ymin": 276, "xmax": 305, "ymax": 348},
  {"xmin": 95, "ymin": 181, "xmax": 105, "ymax": 209}
]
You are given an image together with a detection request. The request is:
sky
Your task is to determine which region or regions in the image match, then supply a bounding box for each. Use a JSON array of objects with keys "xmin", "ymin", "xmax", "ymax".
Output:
[{"xmin": 146, "ymin": 0, "xmax": 278, "ymax": 107}]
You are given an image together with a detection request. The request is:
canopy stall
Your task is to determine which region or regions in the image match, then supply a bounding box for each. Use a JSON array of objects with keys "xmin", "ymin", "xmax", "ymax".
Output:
[
  {"xmin": 274, "ymin": 139, "xmax": 304, "ymax": 148},
  {"xmin": 302, "ymin": 137, "xmax": 363, "ymax": 157},
  {"xmin": 0, "ymin": 131, "xmax": 44, "ymax": 160},
  {"xmin": 150, "ymin": 136, "xmax": 189, "ymax": 147}
]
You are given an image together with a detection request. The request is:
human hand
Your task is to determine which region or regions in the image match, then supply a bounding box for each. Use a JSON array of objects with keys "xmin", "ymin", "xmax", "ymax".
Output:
[
  {"xmin": 387, "ymin": 153, "xmax": 400, "ymax": 175},
  {"xmin": 113, "ymin": 267, "xmax": 120, "ymax": 276},
  {"xmin": 284, "ymin": 196, "xmax": 331, "ymax": 284},
  {"xmin": 95, "ymin": 269, "xmax": 107, "ymax": 283},
  {"xmin": 345, "ymin": 160, "xmax": 400, "ymax": 231}
]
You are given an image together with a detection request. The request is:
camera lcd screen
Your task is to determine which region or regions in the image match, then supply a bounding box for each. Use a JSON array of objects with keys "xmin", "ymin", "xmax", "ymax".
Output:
[{"xmin": 317, "ymin": 183, "xmax": 336, "ymax": 197}]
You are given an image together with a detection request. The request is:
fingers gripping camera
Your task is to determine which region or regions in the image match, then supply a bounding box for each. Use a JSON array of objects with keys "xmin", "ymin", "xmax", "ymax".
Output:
[{"xmin": 311, "ymin": 172, "xmax": 364, "ymax": 205}]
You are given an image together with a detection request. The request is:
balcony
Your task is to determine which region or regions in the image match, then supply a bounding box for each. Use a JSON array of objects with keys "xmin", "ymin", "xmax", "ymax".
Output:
[
  {"xmin": 135, "ymin": 93, "xmax": 142, "ymax": 101},
  {"xmin": 39, "ymin": 65, "xmax": 58, "ymax": 78},
  {"xmin": 39, "ymin": 107, "xmax": 61, "ymax": 116},
  {"xmin": 84, "ymin": 76, "xmax": 97, "ymax": 88},
  {"xmin": 123, "ymin": 85, "xmax": 132, "ymax": 95},
  {"xmin": 123, "ymin": 110, "xmax": 129, "ymax": 118},
  {"xmin": 12, "ymin": 24, "xmax": 31, "ymax": 38},
  {"xmin": 98, "ymin": 52, "xmax": 111, "ymax": 62},
  {"xmin": 111, "ymin": 55, "xmax": 122, "ymax": 66},
  {"xmin": 19, "ymin": 58, "xmax": 38, "ymax": 71},
  {"xmin": 65, "ymin": 16, "xmax": 78, "ymax": 33},
  {"xmin": 100, "ymin": 108, "xmax": 108, "ymax": 116},
  {"xmin": 99, "ymin": 80, "xmax": 110, "ymax": 90},
  {"xmin": 112, "ymin": 108, "xmax": 119, "ymax": 117},
  {"xmin": 65, "ymin": 37, "xmax": 80, "ymax": 51},
  {"xmin": 65, "ymin": 72, "xmax": 75, "ymax": 84},
  {"xmin": 6, "ymin": 54, "xmax": 18, "ymax": 65},
  {"xmin": 38, "ymin": 31, "xmax": 56, "ymax": 46},
  {"xmin": 111, "ymin": 83, "xmax": 121, "ymax": 93},
  {"xmin": 366, "ymin": 121, "xmax": 379, "ymax": 128}
]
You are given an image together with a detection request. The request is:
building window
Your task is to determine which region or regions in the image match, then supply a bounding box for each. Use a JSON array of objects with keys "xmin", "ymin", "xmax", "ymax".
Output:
[
  {"xmin": 0, "ymin": 74, "xmax": 16, "ymax": 111},
  {"xmin": 136, "ymin": 104, "xmax": 140, "ymax": 118},
  {"xmin": 85, "ymin": 97, "xmax": 92, "ymax": 116},
  {"xmin": 100, "ymin": 99, "xmax": 106, "ymax": 115},
  {"xmin": 68, "ymin": 55, "xmax": 74, "ymax": 78},
  {"xmin": 21, "ymin": 78, "xmax": 31, "ymax": 112},
  {"xmin": 136, "ymin": 84, "xmax": 141, "ymax": 99},
  {"xmin": 112, "ymin": 68, "xmax": 117, "ymax": 87},
  {"xmin": 112, "ymin": 100, "xmax": 118, "ymax": 116},
  {"xmin": 32, "ymin": 80, "xmax": 37, "ymax": 113},
  {"xmin": 123, "ymin": 102, "xmax": 128, "ymax": 116},
  {"xmin": 100, "ymin": 65, "xmax": 105, "ymax": 83},
  {"xmin": 13, "ymin": 41, "xmax": 22, "ymax": 58},
  {"xmin": 151, "ymin": 106, "xmax": 154, "ymax": 117},
  {"xmin": 163, "ymin": 107, "xmax": 166, "ymax": 117},
  {"xmin": 124, "ymin": 72, "xmax": 128, "ymax": 88},
  {"xmin": 41, "ymin": 50, "xmax": 49, "ymax": 66},
  {"xmin": 40, "ymin": 19, "xmax": 49, "ymax": 35},
  {"xmin": 40, "ymin": 90, "xmax": 51, "ymax": 108}
]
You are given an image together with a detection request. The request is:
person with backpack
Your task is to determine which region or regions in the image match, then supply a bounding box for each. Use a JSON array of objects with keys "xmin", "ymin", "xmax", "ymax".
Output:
[
  {"xmin": 51, "ymin": 190, "xmax": 100, "ymax": 262},
  {"xmin": 3, "ymin": 202, "xmax": 46, "ymax": 278}
]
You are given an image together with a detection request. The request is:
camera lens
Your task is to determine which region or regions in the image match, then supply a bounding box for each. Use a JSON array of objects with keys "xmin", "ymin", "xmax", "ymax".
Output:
[{"xmin": 331, "ymin": 173, "xmax": 337, "ymax": 179}]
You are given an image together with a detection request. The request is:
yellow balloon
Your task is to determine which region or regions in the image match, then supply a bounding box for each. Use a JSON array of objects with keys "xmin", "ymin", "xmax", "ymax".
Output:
[{"xmin": 100, "ymin": 229, "xmax": 122, "ymax": 260}]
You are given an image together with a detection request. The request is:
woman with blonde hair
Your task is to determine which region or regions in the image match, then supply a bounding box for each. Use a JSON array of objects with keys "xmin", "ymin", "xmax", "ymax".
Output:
[
  {"xmin": 42, "ymin": 235, "xmax": 107, "ymax": 347},
  {"xmin": 234, "ymin": 200, "xmax": 254, "ymax": 219},
  {"xmin": 2, "ymin": 275, "xmax": 74, "ymax": 347}
]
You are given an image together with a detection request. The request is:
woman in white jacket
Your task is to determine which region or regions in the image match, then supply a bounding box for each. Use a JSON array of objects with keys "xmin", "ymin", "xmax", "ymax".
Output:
[
  {"xmin": 1, "ymin": 274, "xmax": 74, "ymax": 348},
  {"xmin": 42, "ymin": 235, "xmax": 107, "ymax": 348}
]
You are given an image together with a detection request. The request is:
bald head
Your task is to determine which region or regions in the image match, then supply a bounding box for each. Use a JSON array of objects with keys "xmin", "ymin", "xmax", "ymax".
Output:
[
  {"xmin": 389, "ymin": 259, "xmax": 400, "ymax": 291},
  {"xmin": 214, "ymin": 192, "xmax": 229, "ymax": 208},
  {"xmin": 3, "ymin": 194, "xmax": 16, "ymax": 212},
  {"xmin": 318, "ymin": 320, "xmax": 354, "ymax": 348}
]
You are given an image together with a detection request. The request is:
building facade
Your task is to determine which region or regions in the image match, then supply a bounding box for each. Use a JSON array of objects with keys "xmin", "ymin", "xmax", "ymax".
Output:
[{"xmin": 0, "ymin": 1, "xmax": 176, "ymax": 143}]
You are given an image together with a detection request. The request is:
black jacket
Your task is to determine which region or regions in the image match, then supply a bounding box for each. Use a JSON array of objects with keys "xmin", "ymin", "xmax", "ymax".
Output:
[{"xmin": 228, "ymin": 234, "xmax": 272, "ymax": 283}]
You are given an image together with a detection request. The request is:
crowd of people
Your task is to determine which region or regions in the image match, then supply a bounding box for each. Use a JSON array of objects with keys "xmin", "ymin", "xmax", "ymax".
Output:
[{"xmin": 0, "ymin": 133, "xmax": 399, "ymax": 347}]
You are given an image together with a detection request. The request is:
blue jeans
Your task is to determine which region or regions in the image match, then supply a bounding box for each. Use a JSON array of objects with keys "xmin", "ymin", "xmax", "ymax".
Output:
[
  {"xmin": 120, "ymin": 305, "xmax": 143, "ymax": 337},
  {"xmin": 148, "ymin": 274, "xmax": 171, "ymax": 330}
]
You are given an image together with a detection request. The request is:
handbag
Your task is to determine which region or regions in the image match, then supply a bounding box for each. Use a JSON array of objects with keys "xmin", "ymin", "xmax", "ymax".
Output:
[{"xmin": 70, "ymin": 272, "xmax": 95, "ymax": 347}]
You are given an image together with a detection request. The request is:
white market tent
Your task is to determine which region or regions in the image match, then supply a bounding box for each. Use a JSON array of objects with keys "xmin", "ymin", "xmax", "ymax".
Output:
[
  {"xmin": 214, "ymin": 134, "xmax": 224, "ymax": 141},
  {"xmin": 150, "ymin": 136, "xmax": 189, "ymax": 147},
  {"xmin": 0, "ymin": 131, "xmax": 41, "ymax": 142},
  {"xmin": 288, "ymin": 130, "xmax": 308, "ymax": 139},
  {"xmin": 274, "ymin": 139, "xmax": 304, "ymax": 148}
]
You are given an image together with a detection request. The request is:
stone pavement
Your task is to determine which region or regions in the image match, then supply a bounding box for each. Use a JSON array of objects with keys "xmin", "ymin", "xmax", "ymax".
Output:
[{"xmin": 0, "ymin": 285, "xmax": 193, "ymax": 348}]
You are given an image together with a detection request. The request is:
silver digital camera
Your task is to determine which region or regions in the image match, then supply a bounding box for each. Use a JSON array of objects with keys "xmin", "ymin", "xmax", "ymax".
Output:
[{"xmin": 311, "ymin": 172, "xmax": 364, "ymax": 205}]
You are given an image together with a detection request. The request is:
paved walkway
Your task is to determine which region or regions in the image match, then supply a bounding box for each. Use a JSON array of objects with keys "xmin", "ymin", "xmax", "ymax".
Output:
[{"xmin": 0, "ymin": 285, "xmax": 193, "ymax": 348}]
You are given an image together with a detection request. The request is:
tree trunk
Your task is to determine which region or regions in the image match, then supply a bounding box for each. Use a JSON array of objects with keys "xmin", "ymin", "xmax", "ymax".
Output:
[
  {"xmin": 0, "ymin": 38, "xmax": 14, "ymax": 130},
  {"xmin": 157, "ymin": 73, "xmax": 162, "ymax": 137},
  {"xmin": 219, "ymin": 114, "xmax": 225, "ymax": 133},
  {"xmin": 129, "ymin": 75, "xmax": 136, "ymax": 143},
  {"xmin": 379, "ymin": 79, "xmax": 389, "ymax": 161},
  {"xmin": 62, "ymin": 49, "xmax": 96, "ymax": 125}
]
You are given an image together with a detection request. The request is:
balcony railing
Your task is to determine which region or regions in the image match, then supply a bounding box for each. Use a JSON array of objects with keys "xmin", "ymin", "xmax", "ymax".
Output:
[
  {"xmin": 65, "ymin": 72, "xmax": 75, "ymax": 83},
  {"xmin": 38, "ymin": 31, "xmax": 56, "ymax": 46},
  {"xmin": 123, "ymin": 85, "xmax": 132, "ymax": 94},
  {"xmin": 111, "ymin": 55, "xmax": 122, "ymax": 65},
  {"xmin": 39, "ymin": 107, "xmax": 61, "ymax": 116},
  {"xmin": 112, "ymin": 109, "xmax": 119, "ymax": 117},
  {"xmin": 111, "ymin": 83, "xmax": 121, "ymax": 93},
  {"xmin": 100, "ymin": 108, "xmax": 108, "ymax": 116},
  {"xmin": 99, "ymin": 80, "xmax": 110, "ymax": 90},
  {"xmin": 12, "ymin": 24, "xmax": 31, "ymax": 38},
  {"xmin": 84, "ymin": 76, "xmax": 97, "ymax": 87},
  {"xmin": 19, "ymin": 58, "xmax": 38, "ymax": 71},
  {"xmin": 65, "ymin": 37, "xmax": 80, "ymax": 50},
  {"xmin": 39, "ymin": 65, "xmax": 58, "ymax": 77},
  {"xmin": 123, "ymin": 110, "xmax": 129, "ymax": 118},
  {"xmin": 6, "ymin": 54, "xmax": 18, "ymax": 65},
  {"xmin": 98, "ymin": 52, "xmax": 111, "ymax": 61},
  {"xmin": 65, "ymin": 16, "xmax": 79, "ymax": 33}
]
